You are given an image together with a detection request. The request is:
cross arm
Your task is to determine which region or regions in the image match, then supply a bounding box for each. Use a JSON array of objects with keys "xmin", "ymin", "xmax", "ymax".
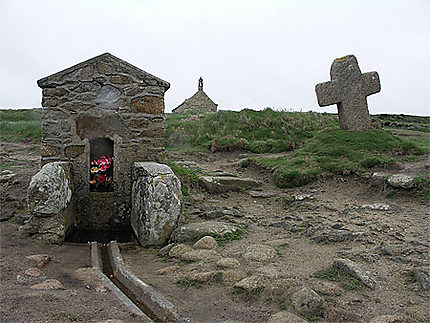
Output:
[
  {"xmin": 315, "ymin": 80, "xmax": 340, "ymax": 107},
  {"xmin": 362, "ymin": 71, "xmax": 381, "ymax": 96}
]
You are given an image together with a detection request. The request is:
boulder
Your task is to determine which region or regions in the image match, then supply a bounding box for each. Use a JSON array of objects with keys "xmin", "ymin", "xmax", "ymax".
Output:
[
  {"xmin": 199, "ymin": 176, "xmax": 260, "ymax": 193},
  {"xmin": 290, "ymin": 287, "xmax": 324, "ymax": 317},
  {"xmin": 131, "ymin": 162, "xmax": 181, "ymax": 246},
  {"xmin": 171, "ymin": 221, "xmax": 240, "ymax": 242},
  {"xmin": 193, "ymin": 236, "xmax": 218, "ymax": 249},
  {"xmin": 243, "ymin": 244, "xmax": 277, "ymax": 262},
  {"xmin": 31, "ymin": 279, "xmax": 63, "ymax": 290},
  {"xmin": 333, "ymin": 258, "xmax": 376, "ymax": 290},
  {"xmin": 387, "ymin": 174, "xmax": 415, "ymax": 189},
  {"xmin": 216, "ymin": 258, "xmax": 240, "ymax": 269},
  {"xmin": 234, "ymin": 276, "xmax": 264, "ymax": 293}
]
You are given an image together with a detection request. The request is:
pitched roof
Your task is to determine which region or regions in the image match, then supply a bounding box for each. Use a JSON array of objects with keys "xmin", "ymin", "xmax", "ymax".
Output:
[{"xmin": 37, "ymin": 52, "xmax": 170, "ymax": 89}]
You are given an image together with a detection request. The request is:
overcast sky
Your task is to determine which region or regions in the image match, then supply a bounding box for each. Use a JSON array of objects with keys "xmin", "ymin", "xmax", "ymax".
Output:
[{"xmin": 0, "ymin": 0, "xmax": 429, "ymax": 115}]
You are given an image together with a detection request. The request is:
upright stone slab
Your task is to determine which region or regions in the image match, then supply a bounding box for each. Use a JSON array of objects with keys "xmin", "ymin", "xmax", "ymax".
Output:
[
  {"xmin": 315, "ymin": 55, "xmax": 381, "ymax": 131},
  {"xmin": 131, "ymin": 162, "xmax": 181, "ymax": 246},
  {"xmin": 26, "ymin": 162, "xmax": 73, "ymax": 243}
]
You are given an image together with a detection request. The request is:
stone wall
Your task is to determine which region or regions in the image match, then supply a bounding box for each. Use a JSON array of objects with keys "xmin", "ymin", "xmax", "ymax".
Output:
[{"xmin": 37, "ymin": 53, "xmax": 170, "ymax": 231}]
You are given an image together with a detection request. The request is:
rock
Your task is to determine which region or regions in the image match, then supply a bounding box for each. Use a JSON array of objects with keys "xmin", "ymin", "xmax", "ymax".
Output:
[
  {"xmin": 265, "ymin": 238, "xmax": 290, "ymax": 248},
  {"xmin": 333, "ymin": 258, "xmax": 376, "ymax": 290},
  {"xmin": 379, "ymin": 241, "xmax": 394, "ymax": 256},
  {"xmin": 361, "ymin": 203, "xmax": 391, "ymax": 211},
  {"xmin": 188, "ymin": 271, "xmax": 220, "ymax": 283},
  {"xmin": 155, "ymin": 266, "xmax": 180, "ymax": 275},
  {"xmin": 25, "ymin": 268, "xmax": 42, "ymax": 277},
  {"xmin": 267, "ymin": 311, "xmax": 308, "ymax": 323},
  {"xmin": 249, "ymin": 191, "xmax": 278, "ymax": 198},
  {"xmin": 311, "ymin": 280, "xmax": 343, "ymax": 296},
  {"xmin": 387, "ymin": 174, "xmax": 415, "ymax": 189},
  {"xmin": 315, "ymin": 55, "xmax": 379, "ymax": 131},
  {"xmin": 413, "ymin": 267, "xmax": 430, "ymax": 291},
  {"xmin": 26, "ymin": 254, "xmax": 51, "ymax": 268},
  {"xmin": 168, "ymin": 244, "xmax": 193, "ymax": 258},
  {"xmin": 199, "ymin": 176, "xmax": 260, "ymax": 194},
  {"xmin": 171, "ymin": 221, "xmax": 239, "ymax": 242},
  {"xmin": 234, "ymin": 276, "xmax": 264, "ymax": 293},
  {"xmin": 216, "ymin": 258, "xmax": 240, "ymax": 269},
  {"xmin": 369, "ymin": 315, "xmax": 406, "ymax": 323},
  {"xmin": 27, "ymin": 162, "xmax": 72, "ymax": 215},
  {"xmin": 174, "ymin": 161, "xmax": 201, "ymax": 170},
  {"xmin": 243, "ymin": 244, "xmax": 277, "ymax": 262},
  {"xmin": 324, "ymin": 307, "xmax": 361, "ymax": 322},
  {"xmin": 193, "ymin": 236, "xmax": 218, "ymax": 249},
  {"xmin": 96, "ymin": 320, "xmax": 124, "ymax": 323},
  {"xmin": 256, "ymin": 266, "xmax": 282, "ymax": 278},
  {"xmin": 0, "ymin": 212, "xmax": 14, "ymax": 222},
  {"xmin": 290, "ymin": 287, "xmax": 324, "ymax": 317},
  {"xmin": 0, "ymin": 173, "xmax": 17, "ymax": 184},
  {"xmin": 370, "ymin": 172, "xmax": 387, "ymax": 187},
  {"xmin": 222, "ymin": 270, "xmax": 246, "ymax": 284},
  {"xmin": 131, "ymin": 162, "xmax": 181, "ymax": 247},
  {"xmin": 16, "ymin": 274, "xmax": 27, "ymax": 285},
  {"xmin": 180, "ymin": 249, "xmax": 218, "ymax": 262},
  {"xmin": 313, "ymin": 230, "xmax": 365, "ymax": 244},
  {"xmin": 158, "ymin": 243, "xmax": 175, "ymax": 257},
  {"xmin": 31, "ymin": 279, "xmax": 63, "ymax": 290},
  {"xmin": 293, "ymin": 194, "xmax": 313, "ymax": 201}
]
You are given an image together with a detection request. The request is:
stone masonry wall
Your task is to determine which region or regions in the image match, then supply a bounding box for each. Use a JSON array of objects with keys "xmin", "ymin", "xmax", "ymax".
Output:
[
  {"xmin": 173, "ymin": 90, "xmax": 217, "ymax": 114},
  {"xmin": 37, "ymin": 53, "xmax": 169, "ymax": 229}
]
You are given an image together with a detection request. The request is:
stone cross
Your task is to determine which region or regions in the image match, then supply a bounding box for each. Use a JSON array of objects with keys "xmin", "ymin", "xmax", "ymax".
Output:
[{"xmin": 315, "ymin": 55, "xmax": 380, "ymax": 131}]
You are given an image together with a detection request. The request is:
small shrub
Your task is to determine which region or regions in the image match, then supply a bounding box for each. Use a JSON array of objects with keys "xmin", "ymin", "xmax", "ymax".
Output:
[
  {"xmin": 314, "ymin": 268, "xmax": 363, "ymax": 290},
  {"xmin": 208, "ymin": 228, "xmax": 247, "ymax": 246},
  {"xmin": 240, "ymin": 159, "xmax": 250, "ymax": 168}
]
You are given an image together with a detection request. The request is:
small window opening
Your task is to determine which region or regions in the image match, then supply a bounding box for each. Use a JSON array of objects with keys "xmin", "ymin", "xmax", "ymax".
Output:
[{"xmin": 89, "ymin": 138, "xmax": 114, "ymax": 192}]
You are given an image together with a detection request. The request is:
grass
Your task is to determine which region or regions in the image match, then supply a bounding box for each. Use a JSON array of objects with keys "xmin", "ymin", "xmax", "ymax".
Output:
[
  {"xmin": 0, "ymin": 108, "xmax": 42, "ymax": 142},
  {"xmin": 207, "ymin": 227, "xmax": 247, "ymax": 246},
  {"xmin": 257, "ymin": 129, "xmax": 427, "ymax": 188},
  {"xmin": 167, "ymin": 161, "xmax": 200, "ymax": 194},
  {"xmin": 314, "ymin": 268, "xmax": 363, "ymax": 290},
  {"xmin": 165, "ymin": 109, "xmax": 338, "ymax": 153},
  {"xmin": 176, "ymin": 277, "xmax": 203, "ymax": 289}
]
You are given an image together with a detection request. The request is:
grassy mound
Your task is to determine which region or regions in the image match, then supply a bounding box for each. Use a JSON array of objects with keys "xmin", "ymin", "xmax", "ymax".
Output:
[
  {"xmin": 165, "ymin": 109, "xmax": 338, "ymax": 153},
  {"xmin": 0, "ymin": 108, "xmax": 42, "ymax": 142},
  {"xmin": 257, "ymin": 129, "xmax": 427, "ymax": 188}
]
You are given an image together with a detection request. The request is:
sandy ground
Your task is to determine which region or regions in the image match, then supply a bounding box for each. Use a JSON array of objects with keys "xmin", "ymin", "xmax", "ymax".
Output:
[{"xmin": 1, "ymin": 140, "xmax": 429, "ymax": 322}]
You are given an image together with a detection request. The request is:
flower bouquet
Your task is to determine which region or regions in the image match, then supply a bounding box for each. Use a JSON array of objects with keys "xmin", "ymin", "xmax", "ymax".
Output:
[{"xmin": 89, "ymin": 155, "xmax": 113, "ymax": 192}]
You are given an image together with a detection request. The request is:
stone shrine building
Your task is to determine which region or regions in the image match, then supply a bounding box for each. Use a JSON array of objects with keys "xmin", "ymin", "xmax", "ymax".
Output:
[
  {"xmin": 27, "ymin": 53, "xmax": 181, "ymax": 244},
  {"xmin": 173, "ymin": 77, "xmax": 218, "ymax": 114}
]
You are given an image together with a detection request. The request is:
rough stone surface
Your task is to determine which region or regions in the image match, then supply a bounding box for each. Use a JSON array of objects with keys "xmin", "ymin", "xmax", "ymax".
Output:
[
  {"xmin": 37, "ymin": 52, "xmax": 169, "ymax": 237},
  {"xmin": 361, "ymin": 203, "xmax": 391, "ymax": 211},
  {"xmin": 131, "ymin": 162, "xmax": 181, "ymax": 246},
  {"xmin": 216, "ymin": 258, "xmax": 240, "ymax": 269},
  {"xmin": 173, "ymin": 77, "xmax": 217, "ymax": 114},
  {"xmin": 26, "ymin": 254, "xmax": 51, "ymax": 268},
  {"xmin": 413, "ymin": 267, "xmax": 430, "ymax": 291},
  {"xmin": 387, "ymin": 174, "xmax": 415, "ymax": 189},
  {"xmin": 30, "ymin": 279, "xmax": 64, "ymax": 290},
  {"xmin": 27, "ymin": 162, "xmax": 72, "ymax": 215},
  {"xmin": 26, "ymin": 162, "xmax": 73, "ymax": 243},
  {"xmin": 243, "ymin": 244, "xmax": 277, "ymax": 262},
  {"xmin": 188, "ymin": 271, "xmax": 220, "ymax": 284},
  {"xmin": 315, "ymin": 55, "xmax": 380, "ymax": 131},
  {"xmin": 25, "ymin": 268, "xmax": 42, "ymax": 277},
  {"xmin": 333, "ymin": 258, "xmax": 376, "ymax": 290},
  {"xmin": 290, "ymin": 287, "xmax": 325, "ymax": 317},
  {"xmin": 171, "ymin": 221, "xmax": 239, "ymax": 242},
  {"xmin": 234, "ymin": 276, "xmax": 264, "ymax": 293},
  {"xmin": 199, "ymin": 176, "xmax": 260, "ymax": 194},
  {"xmin": 193, "ymin": 236, "xmax": 218, "ymax": 250},
  {"xmin": 267, "ymin": 311, "xmax": 308, "ymax": 323},
  {"xmin": 369, "ymin": 315, "xmax": 407, "ymax": 323}
]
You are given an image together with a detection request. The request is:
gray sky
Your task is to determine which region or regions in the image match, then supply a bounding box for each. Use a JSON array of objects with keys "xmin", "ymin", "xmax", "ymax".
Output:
[{"xmin": 1, "ymin": 0, "xmax": 429, "ymax": 115}]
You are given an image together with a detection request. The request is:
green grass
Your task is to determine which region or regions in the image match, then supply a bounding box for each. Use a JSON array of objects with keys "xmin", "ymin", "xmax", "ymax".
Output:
[
  {"xmin": 166, "ymin": 109, "xmax": 338, "ymax": 153},
  {"xmin": 207, "ymin": 227, "xmax": 247, "ymax": 246},
  {"xmin": 167, "ymin": 161, "xmax": 200, "ymax": 192},
  {"xmin": 0, "ymin": 108, "xmax": 42, "ymax": 142},
  {"xmin": 314, "ymin": 268, "xmax": 363, "ymax": 290},
  {"xmin": 257, "ymin": 129, "xmax": 427, "ymax": 188}
]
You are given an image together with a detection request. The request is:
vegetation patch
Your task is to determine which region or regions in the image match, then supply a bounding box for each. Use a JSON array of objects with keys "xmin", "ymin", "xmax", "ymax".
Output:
[
  {"xmin": 0, "ymin": 108, "xmax": 42, "ymax": 142},
  {"xmin": 176, "ymin": 277, "xmax": 203, "ymax": 289},
  {"xmin": 314, "ymin": 268, "xmax": 363, "ymax": 290},
  {"xmin": 167, "ymin": 161, "xmax": 200, "ymax": 195},
  {"xmin": 207, "ymin": 227, "xmax": 247, "ymax": 246},
  {"xmin": 257, "ymin": 129, "xmax": 426, "ymax": 188}
]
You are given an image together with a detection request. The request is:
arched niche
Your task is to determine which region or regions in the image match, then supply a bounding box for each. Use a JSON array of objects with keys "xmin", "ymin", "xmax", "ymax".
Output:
[{"xmin": 89, "ymin": 138, "xmax": 114, "ymax": 192}]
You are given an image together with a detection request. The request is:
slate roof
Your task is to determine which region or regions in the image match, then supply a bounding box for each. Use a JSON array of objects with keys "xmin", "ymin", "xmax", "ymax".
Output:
[{"xmin": 37, "ymin": 52, "xmax": 170, "ymax": 89}]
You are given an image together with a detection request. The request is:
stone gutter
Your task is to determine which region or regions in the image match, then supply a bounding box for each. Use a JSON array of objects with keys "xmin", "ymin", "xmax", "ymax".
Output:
[
  {"xmin": 90, "ymin": 242, "xmax": 152, "ymax": 322},
  {"xmin": 107, "ymin": 241, "xmax": 191, "ymax": 323}
]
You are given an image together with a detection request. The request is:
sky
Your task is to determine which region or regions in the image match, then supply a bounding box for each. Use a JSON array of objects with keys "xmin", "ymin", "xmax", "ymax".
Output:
[{"xmin": 0, "ymin": 0, "xmax": 429, "ymax": 115}]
